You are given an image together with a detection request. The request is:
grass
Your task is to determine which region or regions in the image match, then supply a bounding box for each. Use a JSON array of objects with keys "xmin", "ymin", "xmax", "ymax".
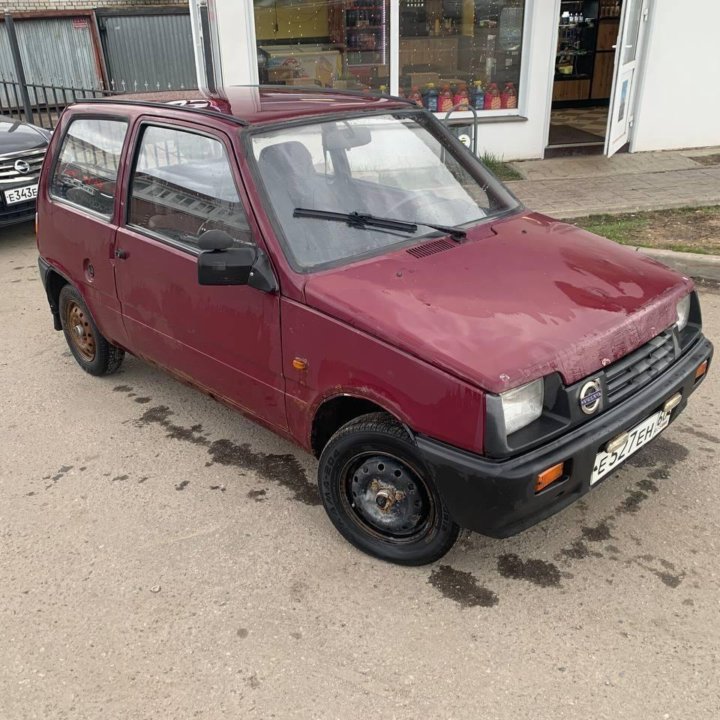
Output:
[
  {"xmin": 572, "ymin": 205, "xmax": 720, "ymax": 255},
  {"xmin": 481, "ymin": 152, "xmax": 524, "ymax": 182}
]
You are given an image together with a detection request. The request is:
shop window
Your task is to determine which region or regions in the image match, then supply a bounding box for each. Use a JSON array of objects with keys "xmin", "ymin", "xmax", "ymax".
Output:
[
  {"xmin": 399, "ymin": 0, "xmax": 524, "ymax": 111},
  {"xmin": 255, "ymin": 0, "xmax": 389, "ymax": 92},
  {"xmin": 253, "ymin": 0, "xmax": 524, "ymax": 112}
]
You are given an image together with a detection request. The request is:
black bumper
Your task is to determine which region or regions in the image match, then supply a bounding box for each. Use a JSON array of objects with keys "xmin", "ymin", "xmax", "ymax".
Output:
[
  {"xmin": 0, "ymin": 198, "xmax": 35, "ymax": 227},
  {"xmin": 416, "ymin": 336, "xmax": 713, "ymax": 538}
]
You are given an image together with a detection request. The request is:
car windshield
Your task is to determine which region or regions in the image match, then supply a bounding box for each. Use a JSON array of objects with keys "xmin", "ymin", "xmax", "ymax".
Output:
[{"xmin": 249, "ymin": 112, "xmax": 519, "ymax": 271}]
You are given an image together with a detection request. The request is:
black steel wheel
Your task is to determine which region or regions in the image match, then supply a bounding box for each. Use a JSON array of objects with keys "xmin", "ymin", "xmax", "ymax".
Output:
[
  {"xmin": 59, "ymin": 285, "xmax": 125, "ymax": 376},
  {"xmin": 318, "ymin": 413, "xmax": 459, "ymax": 565}
]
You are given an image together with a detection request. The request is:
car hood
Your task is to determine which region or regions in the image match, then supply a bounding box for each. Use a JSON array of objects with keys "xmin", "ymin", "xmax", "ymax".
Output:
[
  {"xmin": 303, "ymin": 212, "xmax": 693, "ymax": 394},
  {"xmin": 0, "ymin": 116, "xmax": 48, "ymax": 155}
]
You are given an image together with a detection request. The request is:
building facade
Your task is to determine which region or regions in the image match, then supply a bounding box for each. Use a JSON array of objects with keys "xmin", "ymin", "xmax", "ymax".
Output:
[
  {"xmin": 3, "ymin": 1, "xmax": 717, "ymax": 160},
  {"xmin": 192, "ymin": 0, "xmax": 720, "ymax": 160}
]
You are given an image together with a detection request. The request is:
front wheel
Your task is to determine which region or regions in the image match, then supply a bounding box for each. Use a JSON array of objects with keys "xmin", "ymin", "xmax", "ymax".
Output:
[{"xmin": 318, "ymin": 413, "xmax": 459, "ymax": 565}]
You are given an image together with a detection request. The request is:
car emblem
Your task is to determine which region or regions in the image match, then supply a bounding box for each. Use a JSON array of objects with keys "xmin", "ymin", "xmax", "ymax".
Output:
[
  {"xmin": 14, "ymin": 159, "xmax": 30, "ymax": 174},
  {"xmin": 579, "ymin": 379, "xmax": 602, "ymax": 415}
]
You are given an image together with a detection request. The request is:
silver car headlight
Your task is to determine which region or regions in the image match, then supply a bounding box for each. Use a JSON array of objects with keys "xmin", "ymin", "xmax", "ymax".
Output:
[
  {"xmin": 676, "ymin": 294, "xmax": 691, "ymax": 332},
  {"xmin": 500, "ymin": 378, "xmax": 544, "ymax": 435}
]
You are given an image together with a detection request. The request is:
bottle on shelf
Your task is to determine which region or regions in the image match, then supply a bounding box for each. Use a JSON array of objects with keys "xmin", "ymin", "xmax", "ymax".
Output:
[
  {"xmin": 484, "ymin": 82, "xmax": 501, "ymax": 110},
  {"xmin": 470, "ymin": 80, "xmax": 484, "ymax": 109},
  {"xmin": 439, "ymin": 83, "xmax": 454, "ymax": 112},
  {"xmin": 423, "ymin": 83, "xmax": 439, "ymax": 112},
  {"xmin": 453, "ymin": 83, "xmax": 469, "ymax": 110},
  {"xmin": 408, "ymin": 86, "xmax": 423, "ymax": 107},
  {"xmin": 501, "ymin": 82, "xmax": 517, "ymax": 109}
]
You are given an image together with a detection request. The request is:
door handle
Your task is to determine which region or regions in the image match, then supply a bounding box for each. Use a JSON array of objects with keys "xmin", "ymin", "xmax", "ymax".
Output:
[{"xmin": 114, "ymin": 248, "xmax": 128, "ymax": 260}]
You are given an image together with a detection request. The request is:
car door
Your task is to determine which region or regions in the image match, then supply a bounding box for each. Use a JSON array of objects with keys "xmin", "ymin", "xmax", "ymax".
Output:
[
  {"xmin": 112, "ymin": 118, "xmax": 286, "ymax": 432},
  {"xmin": 45, "ymin": 114, "xmax": 130, "ymax": 347}
]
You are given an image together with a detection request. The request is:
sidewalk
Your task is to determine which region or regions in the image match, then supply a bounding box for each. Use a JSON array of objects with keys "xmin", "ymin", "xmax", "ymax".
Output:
[{"xmin": 507, "ymin": 148, "xmax": 720, "ymax": 219}]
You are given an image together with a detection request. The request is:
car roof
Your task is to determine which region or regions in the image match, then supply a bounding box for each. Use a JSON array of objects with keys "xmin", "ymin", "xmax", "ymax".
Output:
[{"xmin": 79, "ymin": 86, "xmax": 414, "ymax": 127}]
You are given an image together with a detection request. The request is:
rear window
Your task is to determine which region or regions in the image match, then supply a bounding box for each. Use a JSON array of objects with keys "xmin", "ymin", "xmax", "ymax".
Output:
[{"xmin": 50, "ymin": 117, "xmax": 127, "ymax": 217}]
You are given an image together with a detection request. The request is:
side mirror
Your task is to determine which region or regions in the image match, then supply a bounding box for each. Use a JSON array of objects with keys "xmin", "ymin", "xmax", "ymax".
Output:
[{"xmin": 198, "ymin": 230, "xmax": 257, "ymax": 286}]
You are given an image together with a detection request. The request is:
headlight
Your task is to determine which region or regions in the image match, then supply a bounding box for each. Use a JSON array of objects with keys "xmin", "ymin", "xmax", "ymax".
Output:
[
  {"xmin": 676, "ymin": 294, "xmax": 691, "ymax": 332},
  {"xmin": 500, "ymin": 378, "xmax": 544, "ymax": 435}
]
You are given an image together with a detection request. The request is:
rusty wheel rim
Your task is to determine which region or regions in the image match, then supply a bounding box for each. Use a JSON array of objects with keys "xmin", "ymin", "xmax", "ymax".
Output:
[
  {"xmin": 341, "ymin": 451, "xmax": 434, "ymax": 543},
  {"xmin": 65, "ymin": 301, "xmax": 96, "ymax": 362}
]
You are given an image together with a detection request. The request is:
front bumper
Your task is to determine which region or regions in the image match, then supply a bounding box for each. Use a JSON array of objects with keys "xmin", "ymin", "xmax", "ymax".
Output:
[{"xmin": 416, "ymin": 336, "xmax": 713, "ymax": 538}]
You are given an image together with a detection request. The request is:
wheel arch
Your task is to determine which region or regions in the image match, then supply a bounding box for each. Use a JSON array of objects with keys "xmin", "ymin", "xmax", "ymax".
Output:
[
  {"xmin": 42, "ymin": 265, "xmax": 70, "ymax": 331},
  {"xmin": 310, "ymin": 393, "xmax": 411, "ymax": 458}
]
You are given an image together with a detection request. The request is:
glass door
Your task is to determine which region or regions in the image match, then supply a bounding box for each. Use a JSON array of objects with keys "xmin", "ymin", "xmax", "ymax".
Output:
[{"xmin": 604, "ymin": 0, "xmax": 647, "ymax": 156}]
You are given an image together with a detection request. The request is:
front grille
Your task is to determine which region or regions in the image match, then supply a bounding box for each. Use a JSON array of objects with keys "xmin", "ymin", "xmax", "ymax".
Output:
[
  {"xmin": 604, "ymin": 328, "xmax": 678, "ymax": 405},
  {"xmin": 0, "ymin": 148, "xmax": 46, "ymax": 185}
]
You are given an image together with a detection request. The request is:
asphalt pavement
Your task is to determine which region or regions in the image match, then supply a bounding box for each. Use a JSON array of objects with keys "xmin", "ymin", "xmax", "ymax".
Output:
[{"xmin": 2, "ymin": 222, "xmax": 719, "ymax": 719}]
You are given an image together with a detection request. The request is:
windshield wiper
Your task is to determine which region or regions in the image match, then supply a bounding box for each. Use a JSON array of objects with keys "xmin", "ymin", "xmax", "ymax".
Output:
[{"xmin": 293, "ymin": 207, "xmax": 467, "ymax": 241}]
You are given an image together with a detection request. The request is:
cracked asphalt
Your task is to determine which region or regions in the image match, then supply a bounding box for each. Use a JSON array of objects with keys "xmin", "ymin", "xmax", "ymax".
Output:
[{"xmin": 2, "ymin": 223, "xmax": 719, "ymax": 719}]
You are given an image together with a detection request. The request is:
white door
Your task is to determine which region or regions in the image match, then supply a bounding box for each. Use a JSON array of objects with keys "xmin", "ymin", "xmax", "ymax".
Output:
[{"xmin": 604, "ymin": 0, "xmax": 649, "ymax": 156}]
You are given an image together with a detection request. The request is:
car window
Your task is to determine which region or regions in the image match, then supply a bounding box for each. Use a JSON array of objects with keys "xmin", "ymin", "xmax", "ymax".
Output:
[
  {"xmin": 128, "ymin": 125, "xmax": 250, "ymax": 248},
  {"xmin": 343, "ymin": 116, "xmax": 490, "ymax": 209},
  {"xmin": 50, "ymin": 118, "xmax": 127, "ymax": 217},
  {"xmin": 251, "ymin": 112, "xmax": 517, "ymax": 271}
]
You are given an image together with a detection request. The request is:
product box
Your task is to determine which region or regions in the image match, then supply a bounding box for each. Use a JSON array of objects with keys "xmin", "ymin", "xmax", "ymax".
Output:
[
  {"xmin": 267, "ymin": 67, "xmax": 295, "ymax": 84},
  {"xmin": 285, "ymin": 77, "xmax": 319, "ymax": 86},
  {"xmin": 261, "ymin": 45, "xmax": 343, "ymax": 87}
]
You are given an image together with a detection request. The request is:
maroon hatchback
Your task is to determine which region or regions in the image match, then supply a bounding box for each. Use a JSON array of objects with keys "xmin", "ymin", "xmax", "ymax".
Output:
[{"xmin": 36, "ymin": 87, "xmax": 713, "ymax": 565}]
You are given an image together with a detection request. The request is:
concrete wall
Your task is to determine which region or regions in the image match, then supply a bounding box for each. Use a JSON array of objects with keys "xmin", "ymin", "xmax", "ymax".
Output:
[{"xmin": 631, "ymin": 0, "xmax": 720, "ymax": 152}]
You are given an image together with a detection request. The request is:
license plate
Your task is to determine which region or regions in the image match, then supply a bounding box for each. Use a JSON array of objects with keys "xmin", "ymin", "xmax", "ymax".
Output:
[
  {"xmin": 4, "ymin": 184, "xmax": 38, "ymax": 205},
  {"xmin": 591, "ymin": 409, "xmax": 671, "ymax": 485}
]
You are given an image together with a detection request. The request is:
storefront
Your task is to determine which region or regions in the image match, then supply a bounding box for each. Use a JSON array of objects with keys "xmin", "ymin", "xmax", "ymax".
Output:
[
  {"xmin": 190, "ymin": 0, "xmax": 720, "ymax": 161},
  {"xmin": 253, "ymin": 1, "xmax": 525, "ymax": 113}
]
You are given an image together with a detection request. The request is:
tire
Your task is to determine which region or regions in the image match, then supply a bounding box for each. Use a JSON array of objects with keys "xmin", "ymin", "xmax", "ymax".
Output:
[
  {"xmin": 58, "ymin": 284, "xmax": 125, "ymax": 376},
  {"xmin": 318, "ymin": 412, "xmax": 460, "ymax": 565}
]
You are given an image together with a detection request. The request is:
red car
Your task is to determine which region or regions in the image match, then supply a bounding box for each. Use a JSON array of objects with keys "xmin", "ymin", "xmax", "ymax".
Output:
[{"xmin": 36, "ymin": 87, "xmax": 713, "ymax": 565}]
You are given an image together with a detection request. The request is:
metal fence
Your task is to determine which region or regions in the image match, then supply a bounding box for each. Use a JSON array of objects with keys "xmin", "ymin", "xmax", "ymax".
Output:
[
  {"xmin": 0, "ymin": 77, "xmax": 112, "ymax": 129},
  {"xmin": 0, "ymin": 12, "xmax": 197, "ymax": 131}
]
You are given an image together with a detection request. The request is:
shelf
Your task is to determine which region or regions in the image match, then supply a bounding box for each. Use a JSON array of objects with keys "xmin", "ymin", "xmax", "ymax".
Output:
[{"xmin": 555, "ymin": 73, "xmax": 591, "ymax": 81}]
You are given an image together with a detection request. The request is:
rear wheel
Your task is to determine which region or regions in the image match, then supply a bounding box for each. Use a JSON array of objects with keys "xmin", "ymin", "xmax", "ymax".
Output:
[
  {"xmin": 59, "ymin": 285, "xmax": 124, "ymax": 376},
  {"xmin": 318, "ymin": 413, "xmax": 459, "ymax": 565}
]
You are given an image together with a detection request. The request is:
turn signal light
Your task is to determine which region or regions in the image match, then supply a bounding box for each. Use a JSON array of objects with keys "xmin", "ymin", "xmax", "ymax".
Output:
[
  {"xmin": 535, "ymin": 462, "xmax": 565, "ymax": 493},
  {"xmin": 292, "ymin": 357, "xmax": 308, "ymax": 371},
  {"xmin": 695, "ymin": 360, "xmax": 708, "ymax": 381}
]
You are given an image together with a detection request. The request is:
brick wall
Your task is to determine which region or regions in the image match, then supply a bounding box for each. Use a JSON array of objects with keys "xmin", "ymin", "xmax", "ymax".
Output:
[{"xmin": 4, "ymin": 1, "xmax": 187, "ymax": 11}]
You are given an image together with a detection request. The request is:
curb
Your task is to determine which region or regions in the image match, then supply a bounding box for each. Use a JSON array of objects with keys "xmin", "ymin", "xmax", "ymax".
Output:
[
  {"xmin": 632, "ymin": 246, "xmax": 720, "ymax": 288},
  {"xmin": 543, "ymin": 199, "xmax": 720, "ymax": 220}
]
